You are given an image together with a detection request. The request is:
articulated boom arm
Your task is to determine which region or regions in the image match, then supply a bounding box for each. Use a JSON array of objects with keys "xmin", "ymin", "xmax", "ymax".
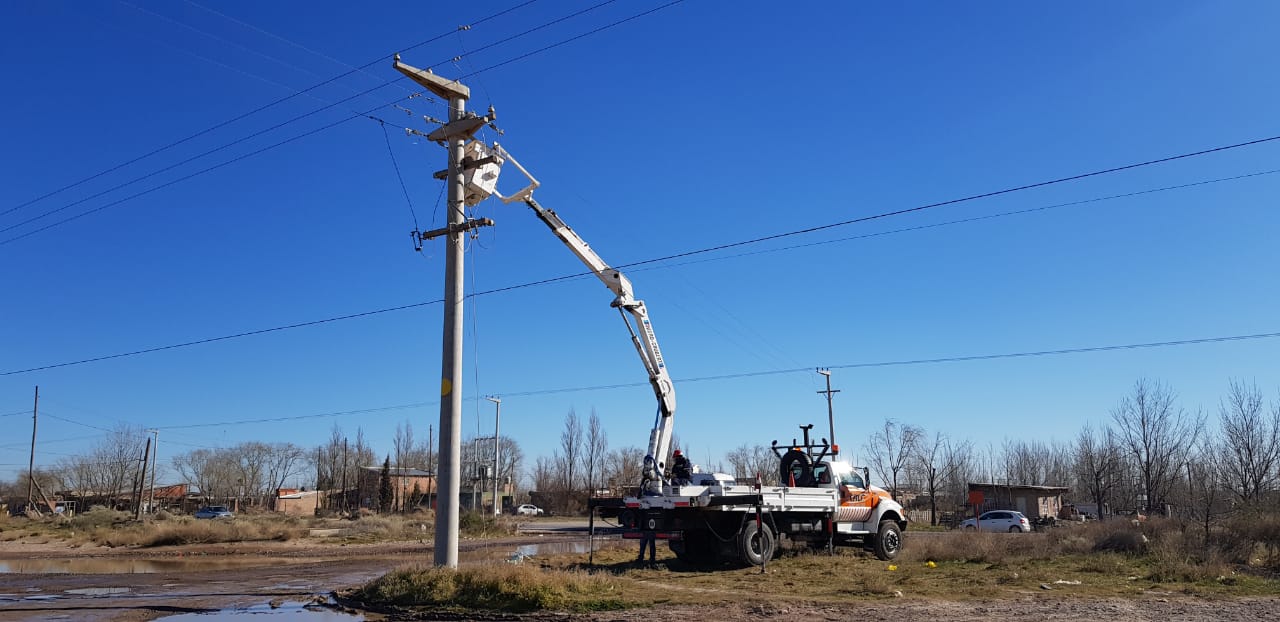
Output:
[{"xmin": 521, "ymin": 197, "xmax": 677, "ymax": 477}]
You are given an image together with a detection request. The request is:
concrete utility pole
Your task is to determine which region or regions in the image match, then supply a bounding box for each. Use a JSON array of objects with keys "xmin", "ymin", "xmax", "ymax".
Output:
[
  {"xmin": 485, "ymin": 396, "xmax": 501, "ymax": 516},
  {"xmin": 146, "ymin": 429, "xmax": 159, "ymax": 515},
  {"xmin": 395, "ymin": 55, "xmax": 494, "ymax": 568},
  {"xmin": 816, "ymin": 369, "xmax": 841, "ymax": 450},
  {"xmin": 27, "ymin": 386, "xmax": 39, "ymax": 510}
]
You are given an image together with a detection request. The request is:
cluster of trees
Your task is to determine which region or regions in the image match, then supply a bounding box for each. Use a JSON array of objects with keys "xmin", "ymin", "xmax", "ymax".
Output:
[
  {"xmin": 4, "ymin": 378, "xmax": 1274, "ymax": 527},
  {"xmin": 852, "ymin": 378, "xmax": 1279, "ymax": 526},
  {"xmin": 170, "ymin": 440, "xmax": 308, "ymax": 508},
  {"xmin": 528, "ymin": 408, "xmax": 647, "ymax": 514}
]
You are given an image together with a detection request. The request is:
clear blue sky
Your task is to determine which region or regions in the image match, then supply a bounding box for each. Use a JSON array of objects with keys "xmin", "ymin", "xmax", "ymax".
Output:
[{"xmin": 3, "ymin": 1, "xmax": 1278, "ymax": 483}]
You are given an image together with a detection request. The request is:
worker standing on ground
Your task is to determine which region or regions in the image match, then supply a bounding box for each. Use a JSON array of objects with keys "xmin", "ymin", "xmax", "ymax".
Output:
[
  {"xmin": 671, "ymin": 449, "xmax": 691, "ymax": 486},
  {"xmin": 637, "ymin": 526, "xmax": 656, "ymax": 564}
]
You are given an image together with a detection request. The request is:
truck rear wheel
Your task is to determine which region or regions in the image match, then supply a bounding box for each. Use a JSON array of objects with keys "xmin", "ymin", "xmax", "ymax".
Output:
[
  {"xmin": 671, "ymin": 529, "xmax": 719, "ymax": 566},
  {"xmin": 737, "ymin": 520, "xmax": 775, "ymax": 566},
  {"xmin": 872, "ymin": 521, "xmax": 902, "ymax": 561}
]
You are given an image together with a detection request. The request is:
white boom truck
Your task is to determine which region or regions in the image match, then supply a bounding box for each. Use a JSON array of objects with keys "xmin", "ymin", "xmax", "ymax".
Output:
[{"xmin": 461, "ymin": 141, "xmax": 906, "ymax": 566}]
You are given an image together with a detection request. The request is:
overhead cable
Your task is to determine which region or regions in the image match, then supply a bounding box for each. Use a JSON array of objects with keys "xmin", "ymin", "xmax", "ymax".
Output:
[{"xmin": 3, "ymin": 165, "xmax": 1276, "ymax": 375}]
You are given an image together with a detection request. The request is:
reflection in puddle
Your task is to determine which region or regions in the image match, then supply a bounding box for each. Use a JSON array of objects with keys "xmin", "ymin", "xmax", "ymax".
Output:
[
  {"xmin": 160, "ymin": 600, "xmax": 363, "ymax": 620},
  {"xmin": 65, "ymin": 587, "xmax": 131, "ymax": 596},
  {"xmin": 514, "ymin": 540, "xmax": 594, "ymax": 557},
  {"xmin": 0, "ymin": 557, "xmax": 327, "ymax": 574}
]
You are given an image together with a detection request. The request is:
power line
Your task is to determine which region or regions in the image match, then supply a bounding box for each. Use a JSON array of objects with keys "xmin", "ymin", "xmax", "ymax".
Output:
[
  {"xmin": 3, "ymin": 164, "xmax": 1276, "ymax": 376},
  {"xmin": 155, "ymin": 402, "xmax": 435, "ymax": 430},
  {"xmin": 1, "ymin": 298, "xmax": 442, "ymax": 376},
  {"xmin": 0, "ymin": 0, "xmax": 678, "ymax": 244},
  {"xmin": 94, "ymin": 328, "xmax": 1280, "ymax": 431},
  {"xmin": 463, "ymin": 0, "xmax": 682, "ymax": 77},
  {"xmin": 41, "ymin": 412, "xmax": 114, "ymax": 433},
  {"xmin": 0, "ymin": 0, "xmax": 541, "ymax": 219}
]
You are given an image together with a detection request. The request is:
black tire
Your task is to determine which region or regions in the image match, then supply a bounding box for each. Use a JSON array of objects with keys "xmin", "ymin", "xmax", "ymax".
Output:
[
  {"xmin": 872, "ymin": 521, "xmax": 902, "ymax": 561},
  {"xmin": 778, "ymin": 449, "xmax": 813, "ymax": 487},
  {"xmin": 964, "ymin": 525, "xmax": 976, "ymax": 532},
  {"xmin": 737, "ymin": 520, "xmax": 776, "ymax": 567},
  {"xmin": 1008, "ymin": 526, "xmax": 1020, "ymax": 533},
  {"xmin": 618, "ymin": 509, "xmax": 636, "ymax": 529},
  {"xmin": 672, "ymin": 529, "xmax": 719, "ymax": 566}
]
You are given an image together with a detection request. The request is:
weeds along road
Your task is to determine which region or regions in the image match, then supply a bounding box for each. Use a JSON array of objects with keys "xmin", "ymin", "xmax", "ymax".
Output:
[{"xmin": 0, "ymin": 535, "xmax": 583, "ymax": 622}]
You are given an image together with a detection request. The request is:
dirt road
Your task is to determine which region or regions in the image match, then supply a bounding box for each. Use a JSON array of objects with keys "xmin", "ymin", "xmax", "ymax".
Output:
[{"xmin": 2, "ymin": 536, "xmax": 1276, "ymax": 621}]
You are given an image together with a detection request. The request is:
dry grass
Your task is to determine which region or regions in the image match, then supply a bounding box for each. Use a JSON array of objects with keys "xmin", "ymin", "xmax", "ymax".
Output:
[
  {"xmin": 91, "ymin": 514, "xmax": 308, "ymax": 547},
  {"xmin": 348, "ymin": 562, "xmax": 637, "ymax": 612}
]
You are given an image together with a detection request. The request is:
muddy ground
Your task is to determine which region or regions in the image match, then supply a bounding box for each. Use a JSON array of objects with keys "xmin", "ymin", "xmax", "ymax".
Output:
[{"xmin": 1, "ymin": 537, "xmax": 1277, "ymax": 621}]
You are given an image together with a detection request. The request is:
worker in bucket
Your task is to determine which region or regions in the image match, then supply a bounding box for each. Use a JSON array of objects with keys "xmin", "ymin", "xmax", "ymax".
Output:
[{"xmin": 671, "ymin": 449, "xmax": 692, "ymax": 486}]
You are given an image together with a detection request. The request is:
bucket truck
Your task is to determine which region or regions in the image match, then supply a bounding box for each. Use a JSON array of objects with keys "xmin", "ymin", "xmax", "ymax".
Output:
[{"xmin": 458, "ymin": 140, "xmax": 906, "ymax": 566}]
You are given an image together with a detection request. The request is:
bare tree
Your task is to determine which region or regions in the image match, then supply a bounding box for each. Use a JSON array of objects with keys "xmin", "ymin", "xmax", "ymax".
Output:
[
  {"xmin": 1184, "ymin": 436, "xmax": 1228, "ymax": 547},
  {"xmin": 916, "ymin": 432, "xmax": 970, "ymax": 525},
  {"xmin": 584, "ymin": 409, "xmax": 608, "ymax": 495},
  {"xmin": 532, "ymin": 455, "xmax": 557, "ymax": 497},
  {"xmin": 1074, "ymin": 423, "xmax": 1120, "ymax": 519},
  {"xmin": 393, "ymin": 421, "xmax": 415, "ymax": 512},
  {"xmin": 724, "ymin": 444, "xmax": 781, "ymax": 486},
  {"xmin": 1111, "ymin": 379, "xmax": 1202, "ymax": 514},
  {"xmin": 864, "ymin": 419, "xmax": 922, "ymax": 500},
  {"xmin": 1217, "ymin": 380, "xmax": 1280, "ymax": 504},
  {"xmin": 604, "ymin": 446, "xmax": 646, "ymax": 494},
  {"xmin": 557, "ymin": 409, "xmax": 583, "ymax": 509}
]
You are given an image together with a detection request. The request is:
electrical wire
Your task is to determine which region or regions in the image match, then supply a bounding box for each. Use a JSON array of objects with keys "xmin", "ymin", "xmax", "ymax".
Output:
[
  {"xmin": 0, "ymin": 0, "xmax": 678, "ymax": 244},
  {"xmin": 1, "ymin": 0, "xmax": 540, "ymax": 219},
  {"xmin": 48, "ymin": 327, "xmax": 1279, "ymax": 432},
  {"xmin": 42, "ymin": 412, "xmax": 115, "ymax": 433},
  {"xmin": 155, "ymin": 402, "xmax": 435, "ymax": 430},
  {"xmin": 3, "ymin": 165, "xmax": 1276, "ymax": 376},
  {"xmin": 380, "ymin": 120, "xmax": 420, "ymax": 230}
]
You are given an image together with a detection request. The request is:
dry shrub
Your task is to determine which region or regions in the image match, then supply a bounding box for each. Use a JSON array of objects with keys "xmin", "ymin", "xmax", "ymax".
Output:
[
  {"xmin": 1146, "ymin": 530, "xmax": 1230, "ymax": 582},
  {"xmin": 351, "ymin": 563, "xmax": 631, "ymax": 612},
  {"xmin": 1220, "ymin": 509, "xmax": 1280, "ymax": 567},
  {"xmin": 1093, "ymin": 528, "xmax": 1148, "ymax": 554},
  {"xmin": 69, "ymin": 507, "xmax": 131, "ymax": 530},
  {"xmin": 902, "ymin": 530, "xmax": 1057, "ymax": 565}
]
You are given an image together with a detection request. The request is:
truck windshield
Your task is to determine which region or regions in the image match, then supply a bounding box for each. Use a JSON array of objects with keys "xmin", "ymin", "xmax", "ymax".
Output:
[{"xmin": 830, "ymin": 464, "xmax": 865, "ymax": 489}]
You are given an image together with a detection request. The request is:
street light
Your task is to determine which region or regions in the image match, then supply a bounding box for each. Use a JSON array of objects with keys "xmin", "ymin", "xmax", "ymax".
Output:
[{"xmin": 484, "ymin": 396, "xmax": 501, "ymax": 516}]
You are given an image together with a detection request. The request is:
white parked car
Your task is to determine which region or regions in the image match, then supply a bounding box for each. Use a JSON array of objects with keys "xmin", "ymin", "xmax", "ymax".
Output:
[
  {"xmin": 958, "ymin": 510, "xmax": 1031, "ymax": 533},
  {"xmin": 514, "ymin": 504, "xmax": 544, "ymax": 516}
]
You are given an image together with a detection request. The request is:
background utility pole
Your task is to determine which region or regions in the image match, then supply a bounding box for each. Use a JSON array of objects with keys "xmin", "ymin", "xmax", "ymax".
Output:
[
  {"xmin": 395, "ymin": 55, "xmax": 494, "ymax": 568},
  {"xmin": 134, "ymin": 436, "xmax": 151, "ymax": 521},
  {"xmin": 816, "ymin": 369, "xmax": 840, "ymax": 449},
  {"xmin": 147, "ymin": 429, "xmax": 159, "ymax": 515},
  {"xmin": 485, "ymin": 396, "xmax": 501, "ymax": 516},
  {"xmin": 27, "ymin": 386, "xmax": 39, "ymax": 510}
]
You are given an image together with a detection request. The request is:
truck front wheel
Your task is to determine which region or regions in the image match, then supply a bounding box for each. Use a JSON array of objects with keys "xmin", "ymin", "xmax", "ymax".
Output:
[
  {"xmin": 737, "ymin": 520, "xmax": 775, "ymax": 566},
  {"xmin": 872, "ymin": 521, "xmax": 902, "ymax": 561}
]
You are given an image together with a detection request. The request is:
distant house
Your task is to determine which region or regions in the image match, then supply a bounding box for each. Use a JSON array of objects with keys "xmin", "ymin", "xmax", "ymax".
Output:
[
  {"xmin": 275, "ymin": 489, "xmax": 323, "ymax": 516},
  {"xmin": 967, "ymin": 483, "xmax": 1069, "ymax": 519},
  {"xmin": 356, "ymin": 466, "xmax": 437, "ymax": 511}
]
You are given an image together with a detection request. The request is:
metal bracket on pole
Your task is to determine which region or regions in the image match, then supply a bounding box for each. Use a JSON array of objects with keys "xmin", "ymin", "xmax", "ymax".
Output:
[{"xmin": 416, "ymin": 218, "xmax": 495, "ymax": 242}]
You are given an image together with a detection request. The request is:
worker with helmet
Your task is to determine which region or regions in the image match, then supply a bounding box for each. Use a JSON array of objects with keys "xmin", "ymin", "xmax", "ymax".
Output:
[{"xmin": 671, "ymin": 449, "xmax": 692, "ymax": 486}]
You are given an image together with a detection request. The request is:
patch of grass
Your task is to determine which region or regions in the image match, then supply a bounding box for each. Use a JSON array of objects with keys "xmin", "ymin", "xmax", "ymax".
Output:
[
  {"xmin": 349, "ymin": 563, "xmax": 639, "ymax": 613},
  {"xmin": 86, "ymin": 515, "xmax": 306, "ymax": 547}
]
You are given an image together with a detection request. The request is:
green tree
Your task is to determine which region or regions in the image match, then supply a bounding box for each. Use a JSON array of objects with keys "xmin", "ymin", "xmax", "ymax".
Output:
[{"xmin": 378, "ymin": 456, "xmax": 393, "ymax": 513}]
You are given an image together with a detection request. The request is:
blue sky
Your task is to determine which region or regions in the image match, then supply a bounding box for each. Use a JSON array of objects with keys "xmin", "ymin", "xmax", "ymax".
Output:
[{"xmin": 2, "ymin": 1, "xmax": 1278, "ymax": 482}]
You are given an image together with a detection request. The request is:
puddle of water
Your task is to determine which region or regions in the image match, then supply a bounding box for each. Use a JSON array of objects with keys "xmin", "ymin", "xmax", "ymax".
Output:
[
  {"xmin": 160, "ymin": 600, "xmax": 363, "ymax": 620},
  {"xmin": 0, "ymin": 557, "xmax": 326, "ymax": 574},
  {"xmin": 64, "ymin": 587, "xmax": 131, "ymax": 596},
  {"xmin": 514, "ymin": 540, "xmax": 595, "ymax": 557}
]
